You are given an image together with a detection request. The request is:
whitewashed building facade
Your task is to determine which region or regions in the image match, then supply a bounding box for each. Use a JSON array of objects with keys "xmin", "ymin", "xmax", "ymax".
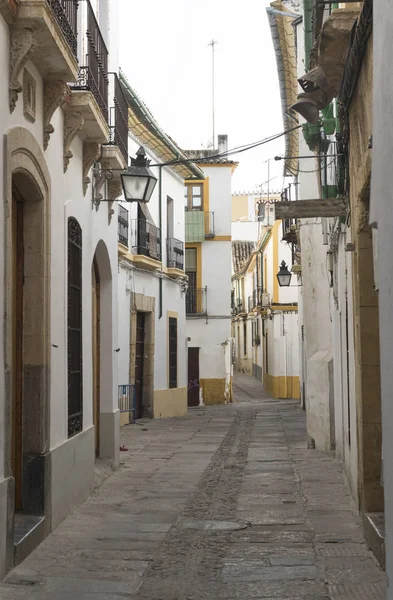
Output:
[
  {"xmin": 116, "ymin": 73, "xmax": 201, "ymax": 421},
  {"xmin": 184, "ymin": 140, "xmax": 235, "ymax": 406},
  {"xmin": 0, "ymin": 0, "xmax": 123, "ymax": 576}
]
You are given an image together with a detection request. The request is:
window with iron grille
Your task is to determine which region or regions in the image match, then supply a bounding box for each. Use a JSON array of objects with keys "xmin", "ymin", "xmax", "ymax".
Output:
[
  {"xmin": 118, "ymin": 205, "xmax": 129, "ymax": 246},
  {"xmin": 67, "ymin": 217, "xmax": 83, "ymax": 438},
  {"xmin": 169, "ymin": 317, "xmax": 177, "ymax": 389}
]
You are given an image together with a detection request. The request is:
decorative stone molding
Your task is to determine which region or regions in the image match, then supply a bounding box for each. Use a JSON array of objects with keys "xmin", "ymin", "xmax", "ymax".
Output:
[
  {"xmin": 63, "ymin": 111, "xmax": 84, "ymax": 172},
  {"xmin": 9, "ymin": 28, "xmax": 37, "ymax": 112},
  {"xmin": 83, "ymin": 142, "xmax": 100, "ymax": 195},
  {"xmin": 43, "ymin": 80, "xmax": 71, "ymax": 150},
  {"xmin": 23, "ymin": 68, "xmax": 36, "ymax": 122},
  {"xmin": 0, "ymin": 0, "xmax": 18, "ymax": 24},
  {"xmin": 107, "ymin": 180, "xmax": 123, "ymax": 224}
]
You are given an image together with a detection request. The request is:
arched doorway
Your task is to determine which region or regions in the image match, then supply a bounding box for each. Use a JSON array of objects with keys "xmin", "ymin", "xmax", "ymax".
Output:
[
  {"xmin": 3, "ymin": 128, "xmax": 50, "ymax": 565},
  {"xmin": 10, "ymin": 172, "xmax": 50, "ymax": 515},
  {"xmin": 92, "ymin": 258, "xmax": 100, "ymax": 455},
  {"xmin": 92, "ymin": 240, "xmax": 114, "ymax": 459}
]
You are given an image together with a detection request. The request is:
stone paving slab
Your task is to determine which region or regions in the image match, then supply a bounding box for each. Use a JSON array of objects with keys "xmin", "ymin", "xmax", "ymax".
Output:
[{"xmin": 0, "ymin": 373, "xmax": 386, "ymax": 599}]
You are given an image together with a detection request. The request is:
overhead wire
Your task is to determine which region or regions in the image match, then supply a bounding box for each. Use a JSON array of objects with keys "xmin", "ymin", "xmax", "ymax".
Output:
[{"xmin": 150, "ymin": 125, "xmax": 302, "ymax": 169}]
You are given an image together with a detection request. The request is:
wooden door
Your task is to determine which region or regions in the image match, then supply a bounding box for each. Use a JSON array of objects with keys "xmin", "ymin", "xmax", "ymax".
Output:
[
  {"xmin": 92, "ymin": 261, "xmax": 100, "ymax": 455},
  {"xmin": 135, "ymin": 312, "xmax": 145, "ymax": 419},
  {"xmin": 12, "ymin": 192, "xmax": 24, "ymax": 510},
  {"xmin": 187, "ymin": 347, "xmax": 200, "ymax": 407}
]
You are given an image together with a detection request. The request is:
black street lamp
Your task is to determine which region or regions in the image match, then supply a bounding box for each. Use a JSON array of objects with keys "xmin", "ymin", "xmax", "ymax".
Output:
[
  {"xmin": 276, "ymin": 260, "xmax": 292, "ymax": 287},
  {"xmin": 120, "ymin": 146, "xmax": 158, "ymax": 202}
]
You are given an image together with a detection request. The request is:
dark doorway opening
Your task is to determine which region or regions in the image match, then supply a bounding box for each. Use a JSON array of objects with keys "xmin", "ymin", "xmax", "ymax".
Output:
[
  {"xmin": 188, "ymin": 347, "xmax": 200, "ymax": 407},
  {"xmin": 135, "ymin": 312, "xmax": 145, "ymax": 419}
]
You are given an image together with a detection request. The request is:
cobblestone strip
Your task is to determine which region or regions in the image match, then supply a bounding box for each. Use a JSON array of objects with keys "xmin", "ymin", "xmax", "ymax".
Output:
[{"xmin": 136, "ymin": 408, "xmax": 256, "ymax": 600}]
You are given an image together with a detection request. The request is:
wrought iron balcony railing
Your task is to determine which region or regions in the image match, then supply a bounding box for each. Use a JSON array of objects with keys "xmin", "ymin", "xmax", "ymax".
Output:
[
  {"xmin": 186, "ymin": 286, "xmax": 207, "ymax": 315},
  {"xmin": 71, "ymin": 0, "xmax": 109, "ymax": 121},
  {"xmin": 204, "ymin": 211, "xmax": 215, "ymax": 238},
  {"xmin": 118, "ymin": 205, "xmax": 129, "ymax": 247},
  {"xmin": 109, "ymin": 73, "xmax": 128, "ymax": 163},
  {"xmin": 167, "ymin": 238, "xmax": 184, "ymax": 270},
  {"xmin": 130, "ymin": 219, "xmax": 161, "ymax": 261},
  {"xmin": 47, "ymin": 0, "xmax": 79, "ymax": 58},
  {"xmin": 282, "ymin": 217, "xmax": 298, "ymax": 244},
  {"xmin": 252, "ymin": 287, "xmax": 265, "ymax": 308},
  {"xmin": 234, "ymin": 299, "xmax": 245, "ymax": 315}
]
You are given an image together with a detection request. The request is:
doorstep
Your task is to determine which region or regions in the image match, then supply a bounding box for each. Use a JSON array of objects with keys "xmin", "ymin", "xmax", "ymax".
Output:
[
  {"xmin": 14, "ymin": 514, "xmax": 45, "ymax": 566},
  {"xmin": 364, "ymin": 512, "xmax": 385, "ymax": 569}
]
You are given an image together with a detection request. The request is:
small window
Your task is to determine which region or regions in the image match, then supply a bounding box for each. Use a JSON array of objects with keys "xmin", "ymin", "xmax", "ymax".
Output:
[
  {"xmin": 23, "ymin": 69, "xmax": 36, "ymax": 122},
  {"xmin": 169, "ymin": 317, "xmax": 177, "ymax": 388},
  {"xmin": 185, "ymin": 248, "xmax": 197, "ymax": 272}
]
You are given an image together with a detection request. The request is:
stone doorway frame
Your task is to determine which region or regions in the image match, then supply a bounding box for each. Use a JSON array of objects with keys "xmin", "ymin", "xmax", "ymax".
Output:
[
  {"xmin": 92, "ymin": 240, "xmax": 115, "ymax": 459},
  {"xmin": 3, "ymin": 127, "xmax": 51, "ymax": 558},
  {"xmin": 130, "ymin": 293, "xmax": 155, "ymax": 419}
]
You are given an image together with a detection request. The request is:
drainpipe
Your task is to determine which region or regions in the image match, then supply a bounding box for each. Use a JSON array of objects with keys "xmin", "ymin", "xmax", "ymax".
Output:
[
  {"xmin": 303, "ymin": 0, "xmax": 313, "ymax": 70},
  {"xmin": 159, "ymin": 165, "xmax": 163, "ymax": 319}
]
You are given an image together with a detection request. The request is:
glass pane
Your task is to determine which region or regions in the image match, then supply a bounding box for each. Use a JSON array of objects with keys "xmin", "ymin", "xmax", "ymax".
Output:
[
  {"xmin": 146, "ymin": 176, "xmax": 158, "ymax": 201},
  {"xmin": 185, "ymin": 248, "xmax": 197, "ymax": 271},
  {"xmin": 192, "ymin": 185, "xmax": 202, "ymax": 197},
  {"xmin": 121, "ymin": 174, "xmax": 148, "ymax": 200},
  {"xmin": 192, "ymin": 197, "xmax": 202, "ymax": 209}
]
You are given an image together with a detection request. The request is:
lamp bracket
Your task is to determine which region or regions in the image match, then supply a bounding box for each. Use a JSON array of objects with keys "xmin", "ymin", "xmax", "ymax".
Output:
[{"xmin": 92, "ymin": 164, "xmax": 115, "ymax": 209}]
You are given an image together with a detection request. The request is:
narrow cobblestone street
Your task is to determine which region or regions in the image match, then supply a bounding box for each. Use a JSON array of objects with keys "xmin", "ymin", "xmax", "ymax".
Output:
[{"xmin": 0, "ymin": 374, "xmax": 385, "ymax": 599}]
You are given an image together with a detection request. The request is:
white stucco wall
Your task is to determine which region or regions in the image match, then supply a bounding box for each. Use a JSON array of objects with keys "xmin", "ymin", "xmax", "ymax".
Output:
[
  {"xmin": 116, "ymin": 137, "xmax": 188, "ymax": 397},
  {"xmin": 294, "ymin": 6, "xmax": 333, "ymax": 451},
  {"xmin": 0, "ymin": 38, "xmax": 119, "ymax": 454},
  {"xmin": 330, "ymin": 231, "xmax": 357, "ymax": 500},
  {"xmin": 203, "ymin": 166, "xmax": 232, "ymax": 237},
  {"xmin": 265, "ymin": 312, "xmax": 299, "ymax": 379},
  {"xmin": 187, "ymin": 318, "xmax": 232, "ymax": 380},
  {"xmin": 372, "ymin": 4, "xmax": 393, "ymax": 588},
  {"xmin": 231, "ymin": 221, "xmax": 259, "ymax": 242},
  {"xmin": 186, "ymin": 164, "xmax": 232, "ymax": 392}
]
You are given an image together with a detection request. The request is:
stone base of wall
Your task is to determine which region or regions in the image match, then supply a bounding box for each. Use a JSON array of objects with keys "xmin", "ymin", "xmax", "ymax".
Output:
[
  {"xmin": 200, "ymin": 378, "xmax": 226, "ymax": 405},
  {"xmin": 264, "ymin": 374, "xmax": 300, "ymax": 399},
  {"xmin": 50, "ymin": 426, "xmax": 95, "ymax": 530},
  {"xmin": 253, "ymin": 363, "xmax": 263, "ymax": 382},
  {"xmin": 153, "ymin": 387, "xmax": 187, "ymax": 418},
  {"xmin": 120, "ymin": 411, "xmax": 131, "ymax": 426},
  {"xmin": 0, "ymin": 476, "xmax": 14, "ymax": 578}
]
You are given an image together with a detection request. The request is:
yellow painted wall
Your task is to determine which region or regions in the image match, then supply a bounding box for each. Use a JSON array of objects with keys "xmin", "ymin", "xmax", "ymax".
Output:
[
  {"xmin": 200, "ymin": 378, "xmax": 227, "ymax": 405},
  {"xmin": 154, "ymin": 387, "xmax": 187, "ymax": 418},
  {"xmin": 232, "ymin": 195, "xmax": 249, "ymax": 221},
  {"xmin": 120, "ymin": 411, "xmax": 131, "ymax": 426},
  {"xmin": 264, "ymin": 374, "xmax": 300, "ymax": 399}
]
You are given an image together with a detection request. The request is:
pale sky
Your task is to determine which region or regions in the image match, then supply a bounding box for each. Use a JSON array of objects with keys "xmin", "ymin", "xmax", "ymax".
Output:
[{"xmin": 118, "ymin": 0, "xmax": 286, "ymax": 194}]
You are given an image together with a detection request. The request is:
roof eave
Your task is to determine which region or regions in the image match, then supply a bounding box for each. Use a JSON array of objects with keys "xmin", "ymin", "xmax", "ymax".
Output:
[{"xmin": 119, "ymin": 70, "xmax": 204, "ymax": 180}]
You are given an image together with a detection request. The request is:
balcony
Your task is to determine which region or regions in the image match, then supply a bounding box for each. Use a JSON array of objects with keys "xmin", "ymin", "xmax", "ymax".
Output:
[
  {"xmin": 167, "ymin": 238, "xmax": 184, "ymax": 278},
  {"xmin": 68, "ymin": 0, "xmax": 109, "ymax": 144},
  {"xmin": 0, "ymin": 0, "xmax": 18, "ymax": 24},
  {"xmin": 130, "ymin": 219, "xmax": 161, "ymax": 270},
  {"xmin": 47, "ymin": 0, "xmax": 78, "ymax": 58},
  {"xmin": 118, "ymin": 205, "xmax": 129, "ymax": 247},
  {"xmin": 204, "ymin": 211, "xmax": 215, "ymax": 239},
  {"xmin": 186, "ymin": 286, "xmax": 207, "ymax": 316},
  {"xmin": 10, "ymin": 0, "xmax": 79, "ymax": 111},
  {"xmin": 234, "ymin": 299, "xmax": 245, "ymax": 316},
  {"xmin": 185, "ymin": 211, "xmax": 215, "ymax": 242},
  {"xmin": 109, "ymin": 73, "xmax": 129, "ymax": 164},
  {"xmin": 282, "ymin": 218, "xmax": 298, "ymax": 244}
]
